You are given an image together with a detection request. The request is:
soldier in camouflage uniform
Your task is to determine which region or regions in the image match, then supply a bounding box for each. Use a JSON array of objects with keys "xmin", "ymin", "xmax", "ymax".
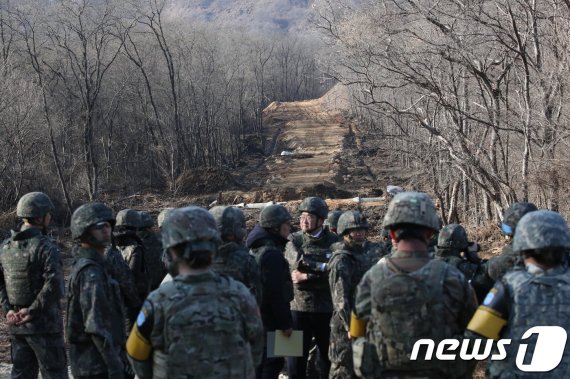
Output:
[
  {"xmin": 126, "ymin": 206, "xmax": 263, "ymax": 379},
  {"xmin": 114, "ymin": 209, "xmax": 149, "ymax": 324},
  {"xmin": 467, "ymin": 210, "xmax": 570, "ymax": 377},
  {"xmin": 487, "ymin": 202, "xmax": 537, "ymax": 281},
  {"xmin": 105, "ymin": 243, "xmax": 141, "ymax": 330},
  {"xmin": 328, "ymin": 211, "xmax": 385, "ymax": 379},
  {"xmin": 325, "ymin": 210, "xmax": 343, "ymax": 235},
  {"xmin": 67, "ymin": 202, "xmax": 126, "ymax": 379},
  {"xmin": 246, "ymin": 204, "xmax": 294, "ymax": 379},
  {"xmin": 285, "ymin": 197, "xmax": 339, "ymax": 379},
  {"xmin": 436, "ymin": 224, "xmax": 494, "ymax": 303},
  {"xmin": 353, "ymin": 192, "xmax": 477, "ymax": 379},
  {"xmin": 137, "ymin": 211, "xmax": 167, "ymax": 291},
  {"xmin": 209, "ymin": 206, "xmax": 262, "ymax": 304},
  {"xmin": 0, "ymin": 192, "xmax": 67, "ymax": 379}
]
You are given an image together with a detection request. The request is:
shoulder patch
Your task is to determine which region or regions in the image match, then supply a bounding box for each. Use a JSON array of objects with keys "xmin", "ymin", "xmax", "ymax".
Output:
[
  {"xmin": 483, "ymin": 288, "xmax": 496, "ymax": 306},
  {"xmin": 137, "ymin": 310, "xmax": 146, "ymax": 327}
]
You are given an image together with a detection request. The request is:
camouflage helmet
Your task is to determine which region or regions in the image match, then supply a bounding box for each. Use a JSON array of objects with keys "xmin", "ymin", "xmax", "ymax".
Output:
[
  {"xmin": 115, "ymin": 209, "xmax": 141, "ymax": 228},
  {"xmin": 138, "ymin": 211, "xmax": 154, "ymax": 228},
  {"xmin": 337, "ymin": 210, "xmax": 369, "ymax": 235},
  {"xmin": 380, "ymin": 227, "xmax": 390, "ymax": 239},
  {"xmin": 437, "ymin": 224, "xmax": 469, "ymax": 250},
  {"xmin": 17, "ymin": 192, "xmax": 55, "ymax": 218},
  {"xmin": 161, "ymin": 206, "xmax": 221, "ymax": 252},
  {"xmin": 209, "ymin": 206, "xmax": 246, "ymax": 240},
  {"xmin": 382, "ymin": 192, "xmax": 440, "ymax": 231},
  {"xmin": 513, "ymin": 210, "xmax": 570, "ymax": 253},
  {"xmin": 502, "ymin": 202, "xmax": 538, "ymax": 236},
  {"xmin": 158, "ymin": 208, "xmax": 175, "ymax": 229},
  {"xmin": 298, "ymin": 197, "xmax": 328, "ymax": 219},
  {"xmin": 71, "ymin": 202, "xmax": 115, "ymax": 240},
  {"xmin": 260, "ymin": 204, "xmax": 292, "ymax": 229},
  {"xmin": 325, "ymin": 210, "xmax": 343, "ymax": 231}
]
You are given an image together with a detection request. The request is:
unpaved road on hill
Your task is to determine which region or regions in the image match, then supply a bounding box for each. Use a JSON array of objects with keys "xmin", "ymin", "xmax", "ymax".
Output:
[{"xmin": 262, "ymin": 85, "xmax": 351, "ymax": 190}]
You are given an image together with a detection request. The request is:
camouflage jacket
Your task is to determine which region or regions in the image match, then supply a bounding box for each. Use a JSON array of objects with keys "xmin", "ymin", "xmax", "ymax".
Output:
[
  {"xmin": 132, "ymin": 271, "xmax": 264, "ymax": 379},
  {"xmin": 285, "ymin": 229, "xmax": 339, "ymax": 313},
  {"xmin": 137, "ymin": 230, "xmax": 166, "ymax": 291},
  {"xmin": 435, "ymin": 249, "xmax": 494, "ymax": 304},
  {"xmin": 66, "ymin": 246, "xmax": 125, "ymax": 377},
  {"xmin": 0, "ymin": 226, "xmax": 64, "ymax": 334},
  {"xmin": 106, "ymin": 245, "xmax": 141, "ymax": 310},
  {"xmin": 328, "ymin": 241, "xmax": 383, "ymax": 331},
  {"xmin": 489, "ymin": 265, "xmax": 570, "ymax": 378},
  {"xmin": 115, "ymin": 232, "xmax": 149, "ymax": 300},
  {"xmin": 355, "ymin": 250, "xmax": 477, "ymax": 376},
  {"xmin": 213, "ymin": 241, "xmax": 262, "ymax": 305}
]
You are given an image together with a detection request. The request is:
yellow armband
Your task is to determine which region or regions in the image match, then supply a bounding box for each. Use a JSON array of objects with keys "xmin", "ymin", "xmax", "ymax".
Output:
[
  {"xmin": 127, "ymin": 323, "xmax": 152, "ymax": 361},
  {"xmin": 127, "ymin": 301, "xmax": 154, "ymax": 361},
  {"xmin": 350, "ymin": 312, "xmax": 367, "ymax": 338},
  {"xmin": 466, "ymin": 283, "xmax": 508, "ymax": 340}
]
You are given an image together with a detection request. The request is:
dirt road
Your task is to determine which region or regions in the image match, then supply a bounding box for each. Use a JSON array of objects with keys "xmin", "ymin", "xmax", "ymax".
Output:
[{"xmin": 262, "ymin": 85, "xmax": 351, "ymax": 190}]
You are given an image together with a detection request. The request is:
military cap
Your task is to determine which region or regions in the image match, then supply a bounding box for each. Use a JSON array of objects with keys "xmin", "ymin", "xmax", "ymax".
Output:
[
  {"xmin": 298, "ymin": 197, "xmax": 329, "ymax": 219},
  {"xmin": 71, "ymin": 202, "xmax": 115, "ymax": 240},
  {"xmin": 161, "ymin": 206, "xmax": 220, "ymax": 253},
  {"xmin": 513, "ymin": 210, "xmax": 570, "ymax": 252},
  {"xmin": 17, "ymin": 192, "xmax": 55, "ymax": 218},
  {"xmin": 382, "ymin": 192, "xmax": 440, "ymax": 231}
]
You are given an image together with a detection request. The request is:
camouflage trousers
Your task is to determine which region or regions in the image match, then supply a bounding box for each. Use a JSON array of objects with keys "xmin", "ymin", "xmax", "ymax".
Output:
[
  {"xmin": 10, "ymin": 333, "xmax": 68, "ymax": 379},
  {"xmin": 328, "ymin": 315, "xmax": 357, "ymax": 379}
]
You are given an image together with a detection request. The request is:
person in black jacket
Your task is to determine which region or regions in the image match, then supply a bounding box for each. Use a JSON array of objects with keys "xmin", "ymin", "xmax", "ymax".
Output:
[{"xmin": 246, "ymin": 204, "xmax": 294, "ymax": 379}]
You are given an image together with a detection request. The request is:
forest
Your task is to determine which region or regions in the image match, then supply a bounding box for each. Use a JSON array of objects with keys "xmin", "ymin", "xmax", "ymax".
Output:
[
  {"xmin": 316, "ymin": 0, "xmax": 570, "ymax": 223},
  {"xmin": 0, "ymin": 0, "xmax": 327, "ymax": 215},
  {"xmin": 1, "ymin": 0, "xmax": 570, "ymax": 224}
]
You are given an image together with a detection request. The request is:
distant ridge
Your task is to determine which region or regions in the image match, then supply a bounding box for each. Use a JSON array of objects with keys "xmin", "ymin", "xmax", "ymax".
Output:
[{"xmin": 163, "ymin": 0, "xmax": 315, "ymax": 32}]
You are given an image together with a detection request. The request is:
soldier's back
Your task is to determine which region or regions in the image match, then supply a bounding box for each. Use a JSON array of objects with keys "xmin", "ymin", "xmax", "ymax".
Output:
[
  {"xmin": 212, "ymin": 241, "xmax": 261, "ymax": 303},
  {"xmin": 139, "ymin": 231, "xmax": 166, "ymax": 290},
  {"xmin": 366, "ymin": 256, "xmax": 476, "ymax": 377},
  {"xmin": 489, "ymin": 267, "xmax": 570, "ymax": 378},
  {"xmin": 149, "ymin": 272, "xmax": 260, "ymax": 379},
  {"xmin": 1, "ymin": 227, "xmax": 64, "ymax": 334}
]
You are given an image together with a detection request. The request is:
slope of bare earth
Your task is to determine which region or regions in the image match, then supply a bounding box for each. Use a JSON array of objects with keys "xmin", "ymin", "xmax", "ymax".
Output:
[{"xmin": 261, "ymin": 84, "xmax": 351, "ymax": 192}]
